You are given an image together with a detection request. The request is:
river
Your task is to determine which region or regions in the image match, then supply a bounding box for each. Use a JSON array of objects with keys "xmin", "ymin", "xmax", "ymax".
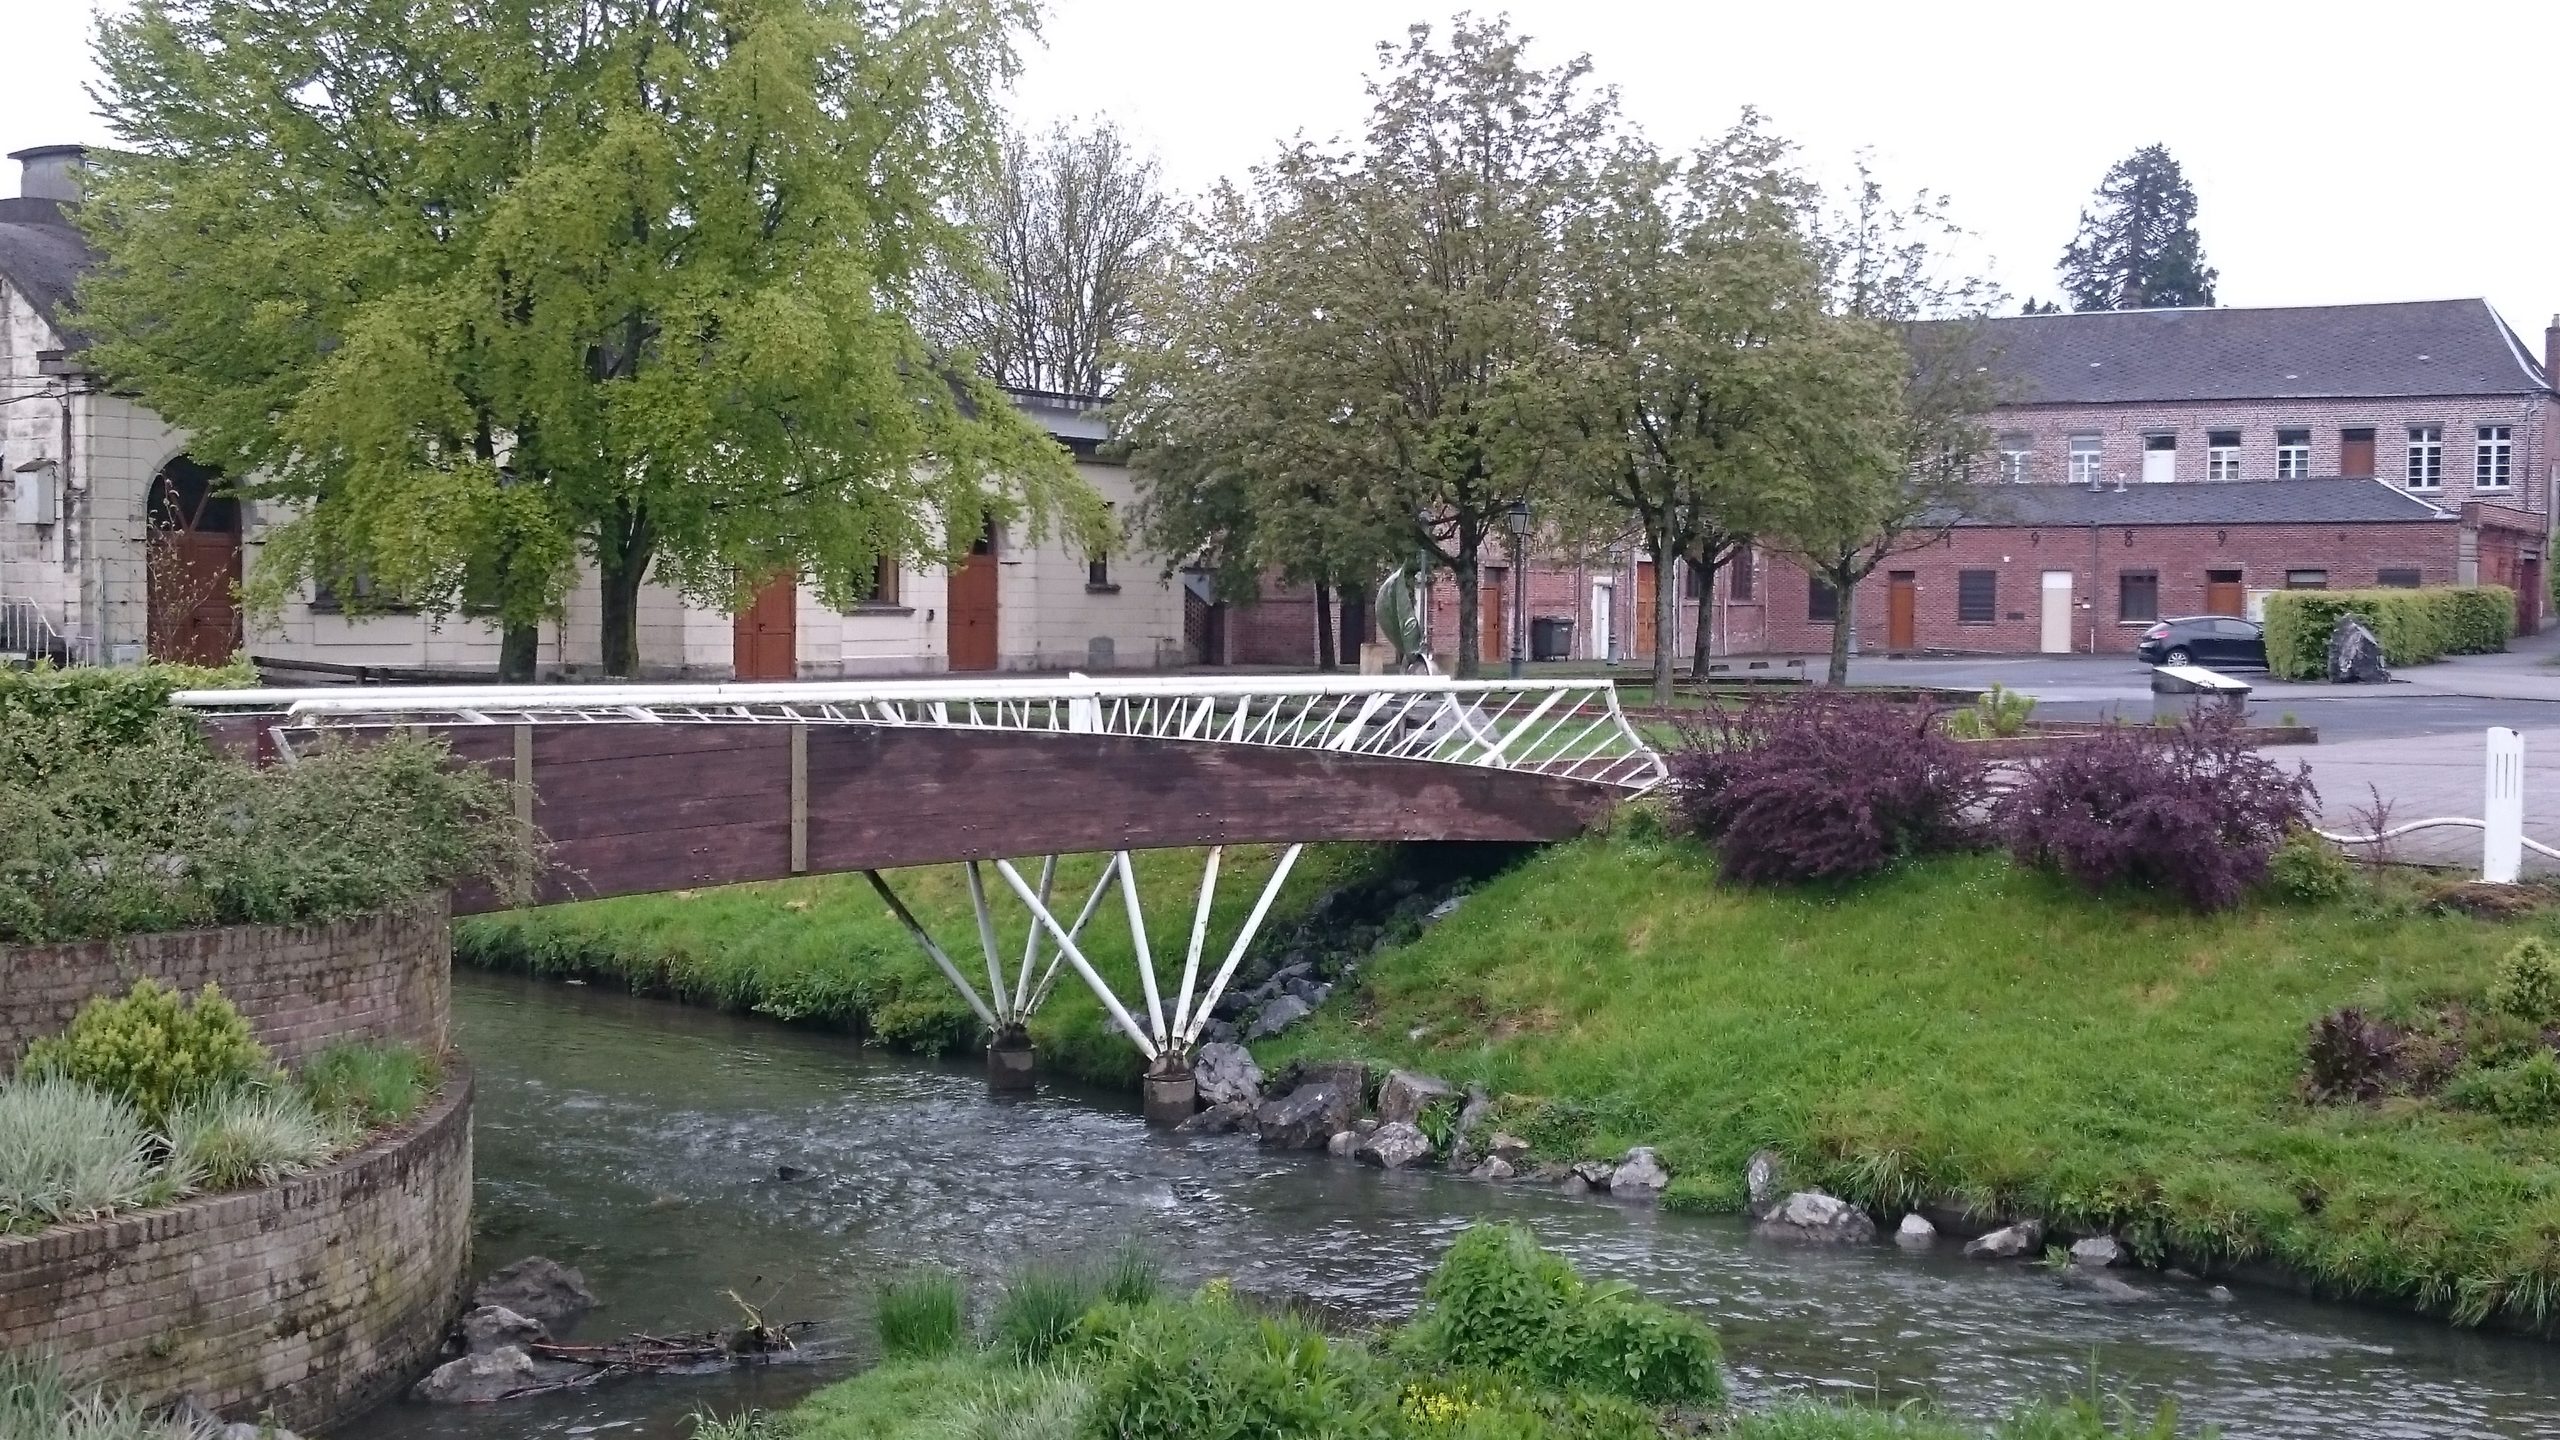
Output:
[{"xmin": 362, "ymin": 971, "xmax": 2560, "ymax": 1440}]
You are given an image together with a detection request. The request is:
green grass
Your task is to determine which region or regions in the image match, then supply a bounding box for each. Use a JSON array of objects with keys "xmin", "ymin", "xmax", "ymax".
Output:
[
  {"xmin": 454, "ymin": 845, "xmax": 1372, "ymax": 1088},
  {"xmin": 297, "ymin": 1041, "xmax": 439, "ymax": 1130},
  {"xmin": 872, "ymin": 1269, "xmax": 967, "ymax": 1361},
  {"xmin": 1257, "ymin": 838, "xmax": 2560, "ymax": 1333}
]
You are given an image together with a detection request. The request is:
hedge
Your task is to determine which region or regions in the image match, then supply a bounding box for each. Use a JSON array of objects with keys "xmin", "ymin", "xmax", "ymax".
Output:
[{"xmin": 2261, "ymin": 586, "xmax": 2513, "ymax": 678}]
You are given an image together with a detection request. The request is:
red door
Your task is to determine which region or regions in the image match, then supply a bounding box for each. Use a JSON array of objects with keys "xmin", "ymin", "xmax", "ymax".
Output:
[
  {"xmin": 947, "ymin": 524, "xmax": 1000, "ymax": 671},
  {"xmin": 146, "ymin": 457, "xmax": 241, "ymax": 666},
  {"xmin": 731, "ymin": 574, "xmax": 798, "ymax": 680},
  {"xmin": 1480, "ymin": 569, "xmax": 1506, "ymax": 662},
  {"xmin": 1887, "ymin": 572, "xmax": 1917, "ymax": 651},
  {"xmin": 1634, "ymin": 562, "xmax": 1660, "ymax": 656}
]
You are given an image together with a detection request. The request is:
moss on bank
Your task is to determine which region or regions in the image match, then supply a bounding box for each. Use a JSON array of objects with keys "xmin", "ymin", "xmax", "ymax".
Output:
[
  {"xmin": 453, "ymin": 845, "xmax": 1370, "ymax": 1088},
  {"xmin": 1257, "ymin": 837, "xmax": 2560, "ymax": 1333}
]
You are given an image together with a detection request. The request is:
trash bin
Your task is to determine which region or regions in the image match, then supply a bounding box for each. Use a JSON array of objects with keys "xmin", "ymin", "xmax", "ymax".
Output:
[
  {"xmin": 1530, "ymin": 615, "xmax": 1574, "ymax": 662},
  {"xmin": 2149, "ymin": 663, "xmax": 2251, "ymax": 725}
]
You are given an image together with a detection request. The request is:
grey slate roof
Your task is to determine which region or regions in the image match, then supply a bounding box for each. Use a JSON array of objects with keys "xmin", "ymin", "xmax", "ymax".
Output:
[
  {"xmin": 0, "ymin": 197, "xmax": 95, "ymax": 349},
  {"xmin": 1969, "ymin": 299, "xmax": 2550, "ymax": 405},
  {"xmin": 1949, "ymin": 477, "xmax": 2454, "ymax": 529}
]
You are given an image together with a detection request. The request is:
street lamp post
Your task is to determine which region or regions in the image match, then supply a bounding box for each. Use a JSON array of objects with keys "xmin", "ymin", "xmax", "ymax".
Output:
[{"xmin": 1506, "ymin": 500, "xmax": 1533, "ymax": 679}]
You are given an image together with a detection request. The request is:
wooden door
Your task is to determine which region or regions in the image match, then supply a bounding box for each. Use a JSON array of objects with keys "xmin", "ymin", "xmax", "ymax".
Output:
[
  {"xmin": 731, "ymin": 574, "xmax": 798, "ymax": 680},
  {"xmin": 2205, "ymin": 569, "xmax": 2244, "ymax": 617},
  {"xmin": 947, "ymin": 524, "xmax": 1000, "ymax": 671},
  {"xmin": 1634, "ymin": 562, "xmax": 1659, "ymax": 656},
  {"xmin": 145, "ymin": 457, "xmax": 241, "ymax": 666},
  {"xmin": 2340, "ymin": 429, "xmax": 2376, "ymax": 479},
  {"xmin": 1886, "ymin": 571, "xmax": 1917, "ymax": 651},
  {"xmin": 1480, "ymin": 569, "xmax": 1507, "ymax": 663}
]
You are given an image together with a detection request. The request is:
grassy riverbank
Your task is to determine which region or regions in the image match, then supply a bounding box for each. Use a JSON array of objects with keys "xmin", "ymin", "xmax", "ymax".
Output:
[
  {"xmin": 1259, "ymin": 837, "xmax": 2560, "ymax": 1333},
  {"xmin": 454, "ymin": 845, "xmax": 1367, "ymax": 1087}
]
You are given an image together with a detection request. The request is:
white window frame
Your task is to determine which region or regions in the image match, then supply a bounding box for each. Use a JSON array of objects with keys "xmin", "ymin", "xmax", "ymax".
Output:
[
  {"xmin": 2275, "ymin": 430, "xmax": 2311, "ymax": 480},
  {"xmin": 2000, "ymin": 447, "xmax": 2032, "ymax": 484},
  {"xmin": 2067, "ymin": 434, "xmax": 2102, "ymax": 486},
  {"xmin": 2207, "ymin": 432, "xmax": 2242, "ymax": 481},
  {"xmin": 2406, "ymin": 425, "xmax": 2443, "ymax": 490},
  {"xmin": 2477, "ymin": 424, "xmax": 2514, "ymax": 490}
]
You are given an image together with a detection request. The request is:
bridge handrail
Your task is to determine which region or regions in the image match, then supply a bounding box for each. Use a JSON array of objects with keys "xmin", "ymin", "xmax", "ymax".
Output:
[{"xmin": 170, "ymin": 674, "xmax": 1627, "ymax": 709}]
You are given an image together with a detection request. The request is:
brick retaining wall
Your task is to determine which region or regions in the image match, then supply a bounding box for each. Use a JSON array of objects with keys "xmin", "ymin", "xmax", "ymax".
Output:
[
  {"xmin": 0, "ymin": 896, "xmax": 451, "ymax": 1071},
  {"xmin": 0, "ymin": 1065, "xmax": 474, "ymax": 1430}
]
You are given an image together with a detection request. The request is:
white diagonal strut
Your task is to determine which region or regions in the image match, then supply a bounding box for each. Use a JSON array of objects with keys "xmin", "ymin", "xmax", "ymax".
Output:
[
  {"xmin": 863, "ymin": 871, "xmax": 998, "ymax": 1032},
  {"xmin": 1171, "ymin": 846, "xmax": 1222, "ymax": 1039},
  {"xmin": 994, "ymin": 857, "xmax": 1160, "ymax": 1061},
  {"xmin": 1184, "ymin": 843, "xmax": 1305, "ymax": 1050}
]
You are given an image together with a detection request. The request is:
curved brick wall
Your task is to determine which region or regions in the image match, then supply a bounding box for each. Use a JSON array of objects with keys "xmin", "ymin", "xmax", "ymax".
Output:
[
  {"xmin": 0, "ymin": 896, "xmax": 450, "ymax": 1071},
  {"xmin": 0, "ymin": 1066, "xmax": 473, "ymax": 1430}
]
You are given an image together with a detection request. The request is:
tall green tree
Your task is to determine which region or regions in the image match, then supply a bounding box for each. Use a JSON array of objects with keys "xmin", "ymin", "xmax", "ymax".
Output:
[
  {"xmin": 1121, "ymin": 17, "xmax": 1603, "ymax": 677},
  {"xmin": 79, "ymin": 0, "xmax": 1089, "ymax": 679},
  {"xmin": 2058, "ymin": 144, "xmax": 2217, "ymax": 311}
]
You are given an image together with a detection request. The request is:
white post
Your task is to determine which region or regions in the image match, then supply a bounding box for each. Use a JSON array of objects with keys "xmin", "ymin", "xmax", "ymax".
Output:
[
  {"xmin": 1171, "ymin": 846, "xmax": 1222, "ymax": 1038},
  {"xmin": 964, "ymin": 861, "xmax": 1010, "ymax": 1025},
  {"xmin": 1116, "ymin": 850, "xmax": 1170, "ymax": 1047},
  {"xmin": 2484, "ymin": 726, "xmax": 2525, "ymax": 885},
  {"xmin": 993, "ymin": 857, "xmax": 1159, "ymax": 1061}
]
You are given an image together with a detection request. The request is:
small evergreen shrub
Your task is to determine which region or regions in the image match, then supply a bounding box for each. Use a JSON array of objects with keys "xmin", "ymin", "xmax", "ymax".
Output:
[
  {"xmin": 20, "ymin": 979, "xmax": 268, "ymax": 1127},
  {"xmin": 164, "ymin": 1085, "xmax": 337, "ymax": 1190},
  {"xmin": 0, "ymin": 1077, "xmax": 163, "ymax": 1233},
  {"xmin": 1999, "ymin": 710, "xmax": 2316, "ymax": 911},
  {"xmin": 872, "ymin": 1269, "xmax": 966, "ymax": 1360},
  {"xmin": 1943, "ymin": 684, "xmax": 2036, "ymax": 740},
  {"xmin": 2267, "ymin": 829, "xmax": 2354, "ymax": 904},
  {"xmin": 2489, "ymin": 937, "xmax": 2560, "ymax": 1024},
  {"xmin": 1668, "ymin": 697, "xmax": 1988, "ymax": 886},
  {"xmin": 298, "ymin": 1042, "xmax": 439, "ymax": 1130}
]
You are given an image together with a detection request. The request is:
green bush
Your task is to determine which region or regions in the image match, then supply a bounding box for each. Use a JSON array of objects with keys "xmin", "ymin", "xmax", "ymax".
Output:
[
  {"xmin": 20, "ymin": 979, "xmax": 269, "ymax": 1127},
  {"xmin": 165, "ymin": 1085, "xmax": 338, "ymax": 1190},
  {"xmin": 1400, "ymin": 1225, "xmax": 1722, "ymax": 1407},
  {"xmin": 2266, "ymin": 830, "xmax": 2353, "ymax": 904},
  {"xmin": 1077, "ymin": 1298, "xmax": 1400, "ymax": 1440},
  {"xmin": 2488, "ymin": 936, "xmax": 2560, "ymax": 1024},
  {"xmin": 297, "ymin": 1042, "xmax": 439, "ymax": 1130},
  {"xmin": 1943, "ymin": 684, "xmax": 2036, "ymax": 740},
  {"xmin": 0, "ymin": 1076, "xmax": 164, "ymax": 1233},
  {"xmin": 873, "ymin": 1270, "xmax": 967, "ymax": 1361},
  {"xmin": 2260, "ymin": 587, "xmax": 2513, "ymax": 679},
  {"xmin": 993, "ymin": 1262, "xmax": 1105, "ymax": 1362},
  {"xmin": 2447, "ymin": 1051, "xmax": 2560, "ymax": 1124}
]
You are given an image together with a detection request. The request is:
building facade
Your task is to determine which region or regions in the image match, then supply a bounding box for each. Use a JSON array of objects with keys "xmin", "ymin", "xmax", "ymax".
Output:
[{"xmin": 0, "ymin": 146, "xmax": 1180, "ymax": 679}]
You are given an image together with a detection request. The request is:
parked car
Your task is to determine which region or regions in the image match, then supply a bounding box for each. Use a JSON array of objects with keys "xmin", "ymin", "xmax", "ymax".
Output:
[{"xmin": 2134, "ymin": 616, "xmax": 2266, "ymax": 669}]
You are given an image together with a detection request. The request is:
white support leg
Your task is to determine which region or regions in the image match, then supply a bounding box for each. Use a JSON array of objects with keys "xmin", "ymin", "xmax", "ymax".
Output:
[
  {"xmin": 994, "ymin": 858, "xmax": 1160, "ymax": 1062},
  {"xmin": 1116, "ymin": 850, "xmax": 1171, "ymax": 1048},
  {"xmin": 964, "ymin": 861, "xmax": 1012, "ymax": 1026},
  {"xmin": 1014, "ymin": 855, "xmax": 1057, "ymax": 1016},
  {"xmin": 2485, "ymin": 726, "xmax": 2525, "ymax": 885},
  {"xmin": 864, "ymin": 870, "xmax": 999, "ymax": 1032},
  {"xmin": 1183, "ymin": 843, "xmax": 1306, "ymax": 1049},
  {"xmin": 1171, "ymin": 846, "xmax": 1222, "ymax": 1039},
  {"xmin": 1028, "ymin": 856, "xmax": 1123, "ymax": 1014}
]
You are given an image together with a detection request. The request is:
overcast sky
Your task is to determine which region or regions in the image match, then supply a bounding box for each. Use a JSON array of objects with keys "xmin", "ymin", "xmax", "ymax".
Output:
[{"xmin": 7, "ymin": 1, "xmax": 2554, "ymax": 341}]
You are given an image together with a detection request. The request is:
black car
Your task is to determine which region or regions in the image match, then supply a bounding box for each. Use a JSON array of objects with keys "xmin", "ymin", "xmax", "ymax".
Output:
[{"xmin": 2134, "ymin": 615, "xmax": 2266, "ymax": 669}]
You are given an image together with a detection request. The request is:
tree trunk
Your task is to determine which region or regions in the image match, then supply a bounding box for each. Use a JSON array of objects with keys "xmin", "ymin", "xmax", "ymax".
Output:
[
  {"xmin": 1340, "ymin": 582, "xmax": 1369, "ymax": 667},
  {"xmin": 1827, "ymin": 572, "xmax": 1854, "ymax": 686},
  {"xmin": 1690, "ymin": 554, "xmax": 1717, "ymax": 682},
  {"xmin": 1649, "ymin": 529, "xmax": 1678, "ymax": 709},
  {"xmin": 1314, "ymin": 576, "xmax": 1336, "ymax": 671},
  {"xmin": 1453, "ymin": 549, "xmax": 1481, "ymax": 679},
  {"xmin": 499, "ymin": 622, "xmax": 538, "ymax": 683},
  {"xmin": 595, "ymin": 501, "xmax": 654, "ymax": 679}
]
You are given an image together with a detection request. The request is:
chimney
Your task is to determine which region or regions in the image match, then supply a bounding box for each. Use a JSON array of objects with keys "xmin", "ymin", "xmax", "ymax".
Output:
[
  {"xmin": 2547, "ymin": 314, "xmax": 2559, "ymax": 388},
  {"xmin": 9, "ymin": 145, "xmax": 86, "ymax": 203}
]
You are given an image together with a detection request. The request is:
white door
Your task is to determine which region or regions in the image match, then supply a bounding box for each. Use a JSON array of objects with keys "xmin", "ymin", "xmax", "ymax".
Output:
[
  {"xmin": 2040, "ymin": 571, "xmax": 2074, "ymax": 653},
  {"xmin": 2142, "ymin": 440, "xmax": 2176, "ymax": 484},
  {"xmin": 1590, "ymin": 581, "xmax": 1613, "ymax": 660}
]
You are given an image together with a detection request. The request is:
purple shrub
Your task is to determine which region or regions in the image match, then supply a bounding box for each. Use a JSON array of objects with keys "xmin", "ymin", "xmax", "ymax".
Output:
[
  {"xmin": 2303, "ymin": 1007, "xmax": 2407, "ymax": 1103},
  {"xmin": 1666, "ymin": 695, "xmax": 1990, "ymax": 886},
  {"xmin": 1999, "ymin": 709, "xmax": 2316, "ymax": 911}
]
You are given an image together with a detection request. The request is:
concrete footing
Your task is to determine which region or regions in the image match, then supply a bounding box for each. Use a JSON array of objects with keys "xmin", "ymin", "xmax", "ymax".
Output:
[
  {"xmin": 987, "ymin": 1039, "xmax": 1036, "ymax": 1091},
  {"xmin": 1140, "ymin": 1068, "xmax": 1198, "ymax": 1127}
]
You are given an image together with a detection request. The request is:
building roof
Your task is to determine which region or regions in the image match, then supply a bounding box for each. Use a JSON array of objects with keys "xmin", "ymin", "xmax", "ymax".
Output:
[
  {"xmin": 1950, "ymin": 477, "xmax": 2454, "ymax": 529},
  {"xmin": 0, "ymin": 197, "xmax": 94, "ymax": 349},
  {"xmin": 1971, "ymin": 299, "xmax": 2551, "ymax": 405}
]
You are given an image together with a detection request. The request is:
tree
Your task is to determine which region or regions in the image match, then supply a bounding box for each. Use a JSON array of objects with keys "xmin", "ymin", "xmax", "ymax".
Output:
[
  {"xmin": 924, "ymin": 117, "xmax": 1172, "ymax": 396},
  {"xmin": 1764, "ymin": 167, "xmax": 2005, "ymax": 684},
  {"xmin": 1121, "ymin": 17, "xmax": 1604, "ymax": 678},
  {"xmin": 2058, "ymin": 144, "xmax": 2217, "ymax": 311},
  {"xmin": 1553, "ymin": 115, "xmax": 1897, "ymax": 706},
  {"xmin": 79, "ymin": 0, "xmax": 1090, "ymax": 680}
]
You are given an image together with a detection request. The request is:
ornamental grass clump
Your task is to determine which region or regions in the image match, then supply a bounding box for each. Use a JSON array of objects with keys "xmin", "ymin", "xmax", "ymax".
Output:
[
  {"xmin": 297, "ymin": 1041, "xmax": 438, "ymax": 1130},
  {"xmin": 0, "ymin": 1077, "xmax": 163, "ymax": 1234},
  {"xmin": 872, "ymin": 1269, "xmax": 966, "ymax": 1361},
  {"xmin": 1668, "ymin": 697, "xmax": 1988, "ymax": 887},
  {"xmin": 18, "ymin": 979, "xmax": 268, "ymax": 1129},
  {"xmin": 164, "ymin": 1085, "xmax": 337, "ymax": 1191},
  {"xmin": 1998, "ymin": 709, "xmax": 2315, "ymax": 912},
  {"xmin": 0, "ymin": 1353, "xmax": 224, "ymax": 1440}
]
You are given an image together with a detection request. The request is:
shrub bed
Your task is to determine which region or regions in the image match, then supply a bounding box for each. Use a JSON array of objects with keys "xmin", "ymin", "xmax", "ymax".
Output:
[
  {"xmin": 2261, "ymin": 586, "xmax": 2512, "ymax": 678},
  {"xmin": 1668, "ymin": 697, "xmax": 1987, "ymax": 886}
]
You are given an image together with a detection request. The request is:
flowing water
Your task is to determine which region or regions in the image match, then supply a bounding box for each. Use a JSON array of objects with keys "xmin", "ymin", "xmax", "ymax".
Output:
[{"xmin": 364, "ymin": 972, "xmax": 2560, "ymax": 1440}]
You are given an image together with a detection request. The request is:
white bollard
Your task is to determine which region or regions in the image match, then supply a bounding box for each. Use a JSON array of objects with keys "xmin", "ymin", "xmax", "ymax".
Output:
[{"xmin": 2483, "ymin": 727, "xmax": 2525, "ymax": 885}]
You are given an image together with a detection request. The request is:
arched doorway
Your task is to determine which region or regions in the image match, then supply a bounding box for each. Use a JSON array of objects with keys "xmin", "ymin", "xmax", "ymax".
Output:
[{"xmin": 146, "ymin": 456, "xmax": 242, "ymax": 666}]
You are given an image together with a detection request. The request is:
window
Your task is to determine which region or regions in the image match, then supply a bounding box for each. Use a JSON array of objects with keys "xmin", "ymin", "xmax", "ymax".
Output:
[
  {"xmin": 1957, "ymin": 569, "xmax": 1997, "ymax": 624},
  {"xmin": 1998, "ymin": 433, "xmax": 2032, "ymax": 484},
  {"xmin": 2340, "ymin": 427, "xmax": 2377, "ymax": 478},
  {"xmin": 309, "ymin": 569, "xmax": 414, "ymax": 614},
  {"xmin": 2285, "ymin": 569, "xmax": 2329, "ymax": 590},
  {"xmin": 2478, "ymin": 425, "xmax": 2514, "ymax": 489},
  {"xmin": 2406, "ymin": 425, "xmax": 2443, "ymax": 490},
  {"xmin": 2067, "ymin": 434, "xmax": 2102, "ymax": 486},
  {"xmin": 861, "ymin": 553, "xmax": 901, "ymax": 606},
  {"xmin": 1087, "ymin": 502, "xmax": 1116, "ymax": 588},
  {"xmin": 1730, "ymin": 545, "xmax": 1755, "ymax": 600},
  {"xmin": 2276, "ymin": 429, "xmax": 2312, "ymax": 479},
  {"xmin": 1807, "ymin": 575, "xmax": 1838, "ymax": 622},
  {"xmin": 2207, "ymin": 430, "xmax": 2242, "ymax": 481},
  {"xmin": 2377, "ymin": 568, "xmax": 2422, "ymax": 588},
  {"xmin": 2140, "ymin": 433, "xmax": 2176, "ymax": 484},
  {"xmin": 2118, "ymin": 572, "xmax": 2159, "ymax": 623}
]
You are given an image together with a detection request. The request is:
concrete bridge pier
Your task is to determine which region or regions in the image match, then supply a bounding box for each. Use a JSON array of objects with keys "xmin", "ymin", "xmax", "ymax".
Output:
[
  {"xmin": 987, "ymin": 1028, "xmax": 1037, "ymax": 1092},
  {"xmin": 1141, "ymin": 1059, "xmax": 1198, "ymax": 1127}
]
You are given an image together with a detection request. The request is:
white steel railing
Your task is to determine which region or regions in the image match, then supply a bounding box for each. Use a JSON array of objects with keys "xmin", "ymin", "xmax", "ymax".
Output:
[
  {"xmin": 171, "ymin": 673, "xmax": 1669, "ymax": 791},
  {"xmin": 0, "ymin": 596, "xmax": 99, "ymax": 668},
  {"xmin": 2315, "ymin": 727, "xmax": 2560, "ymax": 884}
]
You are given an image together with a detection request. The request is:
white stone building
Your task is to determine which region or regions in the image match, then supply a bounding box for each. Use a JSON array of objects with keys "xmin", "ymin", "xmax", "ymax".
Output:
[{"xmin": 0, "ymin": 145, "xmax": 1182, "ymax": 679}]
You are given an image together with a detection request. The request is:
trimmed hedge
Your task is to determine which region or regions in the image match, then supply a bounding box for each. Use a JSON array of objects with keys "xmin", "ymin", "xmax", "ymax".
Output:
[{"xmin": 2261, "ymin": 585, "xmax": 2512, "ymax": 678}]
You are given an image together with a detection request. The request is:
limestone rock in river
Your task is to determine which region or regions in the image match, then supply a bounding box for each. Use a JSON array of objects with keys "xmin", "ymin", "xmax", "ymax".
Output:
[
  {"xmin": 1470, "ymin": 1156, "xmax": 1516, "ymax": 1181},
  {"xmin": 1745, "ymin": 1149, "xmax": 1788, "ymax": 1220},
  {"xmin": 1571, "ymin": 1159, "xmax": 1617, "ymax": 1189},
  {"xmin": 2070, "ymin": 1236, "xmax": 2125, "ymax": 1268},
  {"xmin": 1257, "ymin": 1079, "xmax": 1359, "ymax": 1150},
  {"xmin": 459, "ymin": 1304, "xmax": 546, "ymax": 1354},
  {"xmin": 2062, "ymin": 1269, "xmax": 2144, "ymax": 1302},
  {"xmin": 1356, "ymin": 1120, "xmax": 1434, "ymax": 1169},
  {"xmin": 1193, "ymin": 1042, "xmax": 1264, "ymax": 1107},
  {"xmin": 1244, "ymin": 994, "xmax": 1312, "ymax": 1040},
  {"xmin": 1753, "ymin": 1191, "xmax": 1878, "ymax": 1245},
  {"xmin": 1963, "ymin": 1220, "xmax": 2045, "ymax": 1260},
  {"xmin": 1375, "ymin": 1069, "xmax": 1455, "ymax": 1124},
  {"xmin": 1487, "ymin": 1132, "xmax": 1531, "ymax": 1164},
  {"xmin": 1895, "ymin": 1213, "xmax": 1937, "ymax": 1248},
  {"xmin": 1326, "ymin": 1129, "xmax": 1361, "ymax": 1157},
  {"xmin": 1611, "ymin": 1147, "xmax": 1669, "ymax": 1198},
  {"xmin": 1175, "ymin": 1101, "xmax": 1255, "ymax": 1135},
  {"xmin": 471, "ymin": 1257, "xmax": 596, "ymax": 1329},
  {"xmin": 412, "ymin": 1345, "xmax": 589, "ymax": 1404},
  {"xmin": 220, "ymin": 1426, "xmax": 302, "ymax": 1440}
]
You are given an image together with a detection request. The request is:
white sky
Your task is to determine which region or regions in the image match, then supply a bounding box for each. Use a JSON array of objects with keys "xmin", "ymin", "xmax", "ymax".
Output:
[{"xmin": 7, "ymin": 0, "xmax": 2555, "ymax": 340}]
